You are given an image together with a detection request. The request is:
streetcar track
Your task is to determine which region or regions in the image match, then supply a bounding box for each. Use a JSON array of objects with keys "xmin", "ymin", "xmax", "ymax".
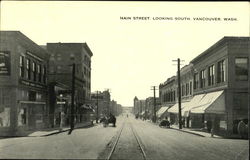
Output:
[{"xmin": 107, "ymin": 118, "xmax": 147, "ymax": 160}]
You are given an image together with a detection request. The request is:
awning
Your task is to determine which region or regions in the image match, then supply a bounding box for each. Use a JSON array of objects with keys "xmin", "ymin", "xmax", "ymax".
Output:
[
  {"xmin": 168, "ymin": 102, "xmax": 189, "ymax": 114},
  {"xmin": 190, "ymin": 90, "xmax": 225, "ymax": 114},
  {"xmin": 156, "ymin": 106, "xmax": 170, "ymax": 117},
  {"xmin": 182, "ymin": 94, "xmax": 206, "ymax": 117}
]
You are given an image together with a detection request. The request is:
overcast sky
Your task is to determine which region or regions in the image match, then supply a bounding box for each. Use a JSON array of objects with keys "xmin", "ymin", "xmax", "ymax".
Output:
[{"xmin": 1, "ymin": 1, "xmax": 249, "ymax": 106}]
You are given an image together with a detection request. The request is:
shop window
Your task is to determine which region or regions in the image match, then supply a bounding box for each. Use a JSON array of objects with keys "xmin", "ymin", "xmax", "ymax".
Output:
[
  {"xmin": 18, "ymin": 108, "xmax": 27, "ymax": 126},
  {"xmin": 200, "ymin": 69, "xmax": 206, "ymax": 88},
  {"xmin": 19, "ymin": 56, "xmax": 25, "ymax": 78},
  {"xmin": 235, "ymin": 57, "xmax": 248, "ymax": 81},
  {"xmin": 217, "ymin": 60, "xmax": 225, "ymax": 83},
  {"xmin": 208, "ymin": 65, "xmax": 215, "ymax": 86},
  {"xmin": 0, "ymin": 107, "xmax": 10, "ymax": 127}
]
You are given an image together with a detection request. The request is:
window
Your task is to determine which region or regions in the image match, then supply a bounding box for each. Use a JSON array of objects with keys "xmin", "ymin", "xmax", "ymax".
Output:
[
  {"xmin": 186, "ymin": 83, "xmax": 189, "ymax": 96},
  {"xmin": 189, "ymin": 81, "xmax": 192, "ymax": 95},
  {"xmin": 200, "ymin": 70, "xmax": 205, "ymax": 88},
  {"xmin": 19, "ymin": 56, "xmax": 25, "ymax": 78},
  {"xmin": 26, "ymin": 59, "xmax": 31, "ymax": 80},
  {"xmin": 37, "ymin": 64, "xmax": 42, "ymax": 82},
  {"xmin": 28, "ymin": 91, "xmax": 36, "ymax": 101},
  {"xmin": 208, "ymin": 65, "xmax": 215, "ymax": 86},
  {"xmin": 217, "ymin": 60, "xmax": 225, "ymax": 83},
  {"xmin": 194, "ymin": 73, "xmax": 199, "ymax": 89},
  {"xmin": 235, "ymin": 58, "xmax": 248, "ymax": 81},
  {"xmin": 43, "ymin": 66, "xmax": 47, "ymax": 83},
  {"xmin": 181, "ymin": 85, "xmax": 185, "ymax": 96},
  {"xmin": 233, "ymin": 92, "xmax": 248, "ymax": 110},
  {"xmin": 32, "ymin": 62, "xmax": 36, "ymax": 81}
]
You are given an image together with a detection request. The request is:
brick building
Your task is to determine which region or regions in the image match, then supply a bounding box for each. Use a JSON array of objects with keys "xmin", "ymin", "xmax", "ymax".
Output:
[
  {"xmin": 45, "ymin": 43, "xmax": 93, "ymax": 127},
  {"xmin": 0, "ymin": 31, "xmax": 49, "ymax": 136},
  {"xmin": 160, "ymin": 36, "xmax": 249, "ymax": 136}
]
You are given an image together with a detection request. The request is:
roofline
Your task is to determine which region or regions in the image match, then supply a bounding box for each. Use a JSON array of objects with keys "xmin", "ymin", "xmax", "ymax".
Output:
[
  {"xmin": 190, "ymin": 36, "xmax": 250, "ymax": 63},
  {"xmin": 1, "ymin": 31, "xmax": 50, "ymax": 57}
]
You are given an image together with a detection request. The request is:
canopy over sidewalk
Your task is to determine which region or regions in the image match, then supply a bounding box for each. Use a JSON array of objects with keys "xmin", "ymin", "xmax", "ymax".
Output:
[
  {"xmin": 156, "ymin": 106, "xmax": 170, "ymax": 117},
  {"xmin": 190, "ymin": 90, "xmax": 225, "ymax": 114},
  {"xmin": 168, "ymin": 102, "xmax": 190, "ymax": 114}
]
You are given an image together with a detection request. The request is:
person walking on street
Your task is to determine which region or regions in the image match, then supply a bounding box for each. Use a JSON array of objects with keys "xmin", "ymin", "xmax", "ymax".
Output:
[{"xmin": 237, "ymin": 120, "xmax": 246, "ymax": 139}]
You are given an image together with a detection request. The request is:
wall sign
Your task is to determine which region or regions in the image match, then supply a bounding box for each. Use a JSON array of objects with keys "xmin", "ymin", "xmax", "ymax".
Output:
[{"xmin": 0, "ymin": 51, "xmax": 11, "ymax": 76}]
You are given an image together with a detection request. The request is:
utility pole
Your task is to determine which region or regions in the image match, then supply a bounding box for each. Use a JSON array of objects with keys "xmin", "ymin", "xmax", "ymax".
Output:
[
  {"xmin": 172, "ymin": 58, "xmax": 184, "ymax": 129},
  {"xmin": 151, "ymin": 86, "xmax": 158, "ymax": 123},
  {"xmin": 96, "ymin": 91, "xmax": 99, "ymax": 123},
  {"xmin": 68, "ymin": 63, "xmax": 75, "ymax": 134}
]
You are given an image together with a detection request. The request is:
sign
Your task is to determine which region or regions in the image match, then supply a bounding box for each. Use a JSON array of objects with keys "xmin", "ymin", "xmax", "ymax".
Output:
[
  {"xmin": 19, "ymin": 79, "xmax": 46, "ymax": 89},
  {"xmin": 0, "ymin": 51, "xmax": 10, "ymax": 75}
]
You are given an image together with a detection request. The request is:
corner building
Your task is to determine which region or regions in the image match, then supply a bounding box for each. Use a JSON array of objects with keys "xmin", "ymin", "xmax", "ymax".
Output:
[
  {"xmin": 189, "ymin": 37, "xmax": 249, "ymax": 135},
  {"xmin": 0, "ymin": 31, "xmax": 49, "ymax": 136}
]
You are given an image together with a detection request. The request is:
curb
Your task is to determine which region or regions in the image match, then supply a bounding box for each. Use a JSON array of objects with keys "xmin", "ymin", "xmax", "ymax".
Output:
[
  {"xmin": 41, "ymin": 122, "xmax": 95, "ymax": 137},
  {"xmin": 170, "ymin": 127, "xmax": 206, "ymax": 137}
]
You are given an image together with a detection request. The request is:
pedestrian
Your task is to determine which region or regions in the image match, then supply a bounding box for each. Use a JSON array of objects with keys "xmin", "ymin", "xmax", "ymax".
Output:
[{"xmin": 237, "ymin": 120, "xmax": 246, "ymax": 139}]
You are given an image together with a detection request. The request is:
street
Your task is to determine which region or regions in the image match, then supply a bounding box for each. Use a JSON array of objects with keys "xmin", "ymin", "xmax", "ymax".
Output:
[{"xmin": 0, "ymin": 114, "xmax": 248, "ymax": 160}]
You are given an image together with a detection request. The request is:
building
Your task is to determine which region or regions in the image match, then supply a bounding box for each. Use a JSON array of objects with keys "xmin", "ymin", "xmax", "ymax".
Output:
[
  {"xmin": 159, "ymin": 76, "xmax": 177, "ymax": 121},
  {"xmin": 167, "ymin": 64, "xmax": 194, "ymax": 127},
  {"xmin": 189, "ymin": 37, "xmax": 249, "ymax": 135},
  {"xmin": 45, "ymin": 43, "xmax": 93, "ymax": 126},
  {"xmin": 160, "ymin": 36, "xmax": 249, "ymax": 136},
  {"xmin": 145, "ymin": 97, "xmax": 161, "ymax": 120},
  {"xmin": 90, "ymin": 90, "xmax": 111, "ymax": 118},
  {"xmin": 0, "ymin": 31, "xmax": 49, "ymax": 136}
]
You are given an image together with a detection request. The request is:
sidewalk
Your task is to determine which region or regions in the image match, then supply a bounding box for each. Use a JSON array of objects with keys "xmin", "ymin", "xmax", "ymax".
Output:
[
  {"xmin": 170, "ymin": 125, "xmax": 222, "ymax": 138},
  {"xmin": 147, "ymin": 119, "xmax": 222, "ymax": 138},
  {"xmin": 28, "ymin": 121, "xmax": 95, "ymax": 137}
]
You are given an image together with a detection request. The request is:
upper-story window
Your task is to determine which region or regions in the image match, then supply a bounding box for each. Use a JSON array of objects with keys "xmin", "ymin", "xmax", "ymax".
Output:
[
  {"xmin": 37, "ymin": 64, "xmax": 42, "ymax": 82},
  {"xmin": 208, "ymin": 65, "xmax": 215, "ymax": 86},
  {"xmin": 19, "ymin": 56, "xmax": 25, "ymax": 78},
  {"xmin": 43, "ymin": 66, "xmax": 47, "ymax": 84},
  {"xmin": 194, "ymin": 73, "xmax": 199, "ymax": 89},
  {"xmin": 217, "ymin": 60, "xmax": 225, "ymax": 83},
  {"xmin": 200, "ymin": 69, "xmax": 206, "ymax": 88},
  {"xmin": 189, "ymin": 81, "xmax": 192, "ymax": 95},
  {"xmin": 32, "ymin": 62, "xmax": 36, "ymax": 81},
  {"xmin": 186, "ymin": 83, "xmax": 189, "ymax": 96},
  {"xmin": 26, "ymin": 59, "xmax": 31, "ymax": 80},
  {"xmin": 235, "ymin": 57, "xmax": 248, "ymax": 81}
]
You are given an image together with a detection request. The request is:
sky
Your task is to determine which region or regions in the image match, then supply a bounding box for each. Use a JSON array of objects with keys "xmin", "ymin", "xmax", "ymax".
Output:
[{"xmin": 1, "ymin": 1, "xmax": 249, "ymax": 106}]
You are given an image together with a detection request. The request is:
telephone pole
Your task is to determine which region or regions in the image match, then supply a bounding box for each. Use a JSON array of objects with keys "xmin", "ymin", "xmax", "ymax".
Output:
[
  {"xmin": 172, "ymin": 58, "xmax": 184, "ymax": 129},
  {"xmin": 96, "ymin": 91, "xmax": 99, "ymax": 123},
  {"xmin": 151, "ymin": 86, "xmax": 158, "ymax": 123},
  {"xmin": 68, "ymin": 63, "xmax": 75, "ymax": 134}
]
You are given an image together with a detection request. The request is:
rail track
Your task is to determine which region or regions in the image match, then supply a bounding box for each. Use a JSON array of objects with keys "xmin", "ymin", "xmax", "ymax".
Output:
[{"xmin": 106, "ymin": 119, "xmax": 147, "ymax": 160}]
